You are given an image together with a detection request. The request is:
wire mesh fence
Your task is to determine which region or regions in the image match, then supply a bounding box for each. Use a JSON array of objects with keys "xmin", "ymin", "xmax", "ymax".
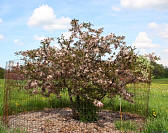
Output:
[{"xmin": 2, "ymin": 60, "xmax": 151, "ymax": 132}]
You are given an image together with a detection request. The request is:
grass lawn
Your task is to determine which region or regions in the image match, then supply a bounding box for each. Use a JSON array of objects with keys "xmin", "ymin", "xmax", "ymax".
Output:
[
  {"xmin": 143, "ymin": 78, "xmax": 168, "ymax": 133},
  {"xmin": 0, "ymin": 79, "xmax": 4, "ymax": 115},
  {"xmin": 0, "ymin": 78, "xmax": 168, "ymax": 132},
  {"xmin": 0, "ymin": 80, "xmax": 70, "ymax": 116}
]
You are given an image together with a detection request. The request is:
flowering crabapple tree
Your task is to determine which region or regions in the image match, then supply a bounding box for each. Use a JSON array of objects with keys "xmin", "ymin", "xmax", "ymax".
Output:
[{"xmin": 15, "ymin": 19, "xmax": 152, "ymax": 119}]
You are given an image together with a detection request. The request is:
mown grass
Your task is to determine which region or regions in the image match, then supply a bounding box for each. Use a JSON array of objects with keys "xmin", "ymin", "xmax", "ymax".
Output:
[
  {"xmin": 111, "ymin": 79, "xmax": 168, "ymax": 132},
  {"xmin": 142, "ymin": 79, "xmax": 168, "ymax": 133},
  {"xmin": 102, "ymin": 83, "xmax": 151, "ymax": 118},
  {"xmin": 7, "ymin": 88, "xmax": 70, "ymax": 115},
  {"xmin": 0, "ymin": 79, "xmax": 148, "ymax": 116},
  {"xmin": 0, "ymin": 78, "xmax": 168, "ymax": 132},
  {"xmin": 114, "ymin": 120, "xmax": 138, "ymax": 132},
  {"xmin": 0, "ymin": 79, "xmax": 4, "ymax": 116}
]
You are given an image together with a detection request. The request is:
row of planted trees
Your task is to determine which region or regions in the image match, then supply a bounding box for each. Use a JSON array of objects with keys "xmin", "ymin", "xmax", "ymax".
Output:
[{"xmin": 13, "ymin": 19, "xmax": 158, "ymax": 121}]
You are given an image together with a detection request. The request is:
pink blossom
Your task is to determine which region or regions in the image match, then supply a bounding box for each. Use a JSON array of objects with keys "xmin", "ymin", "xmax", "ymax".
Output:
[
  {"xmin": 93, "ymin": 100, "xmax": 104, "ymax": 108},
  {"xmin": 30, "ymin": 81, "xmax": 38, "ymax": 88},
  {"xmin": 47, "ymin": 75, "xmax": 53, "ymax": 79}
]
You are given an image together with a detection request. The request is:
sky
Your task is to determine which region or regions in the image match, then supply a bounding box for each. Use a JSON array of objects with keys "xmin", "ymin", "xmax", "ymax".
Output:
[{"xmin": 0, "ymin": 0, "xmax": 168, "ymax": 68}]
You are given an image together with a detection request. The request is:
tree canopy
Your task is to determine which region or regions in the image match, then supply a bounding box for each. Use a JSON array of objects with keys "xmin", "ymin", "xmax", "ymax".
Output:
[{"xmin": 15, "ymin": 19, "xmax": 154, "ymax": 119}]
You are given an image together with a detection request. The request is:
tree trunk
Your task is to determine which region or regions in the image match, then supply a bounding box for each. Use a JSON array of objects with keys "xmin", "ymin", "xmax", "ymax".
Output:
[{"xmin": 68, "ymin": 89, "xmax": 79, "ymax": 120}]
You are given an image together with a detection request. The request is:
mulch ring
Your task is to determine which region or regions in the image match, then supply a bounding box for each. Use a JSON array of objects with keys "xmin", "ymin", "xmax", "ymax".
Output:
[{"xmin": 8, "ymin": 108, "xmax": 145, "ymax": 133}]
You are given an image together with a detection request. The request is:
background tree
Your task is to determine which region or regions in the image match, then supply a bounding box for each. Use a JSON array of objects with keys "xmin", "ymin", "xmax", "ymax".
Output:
[
  {"xmin": 164, "ymin": 67, "xmax": 168, "ymax": 78},
  {"xmin": 0, "ymin": 67, "xmax": 5, "ymax": 79},
  {"xmin": 151, "ymin": 61, "xmax": 167, "ymax": 79},
  {"xmin": 15, "ymin": 19, "xmax": 152, "ymax": 120}
]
